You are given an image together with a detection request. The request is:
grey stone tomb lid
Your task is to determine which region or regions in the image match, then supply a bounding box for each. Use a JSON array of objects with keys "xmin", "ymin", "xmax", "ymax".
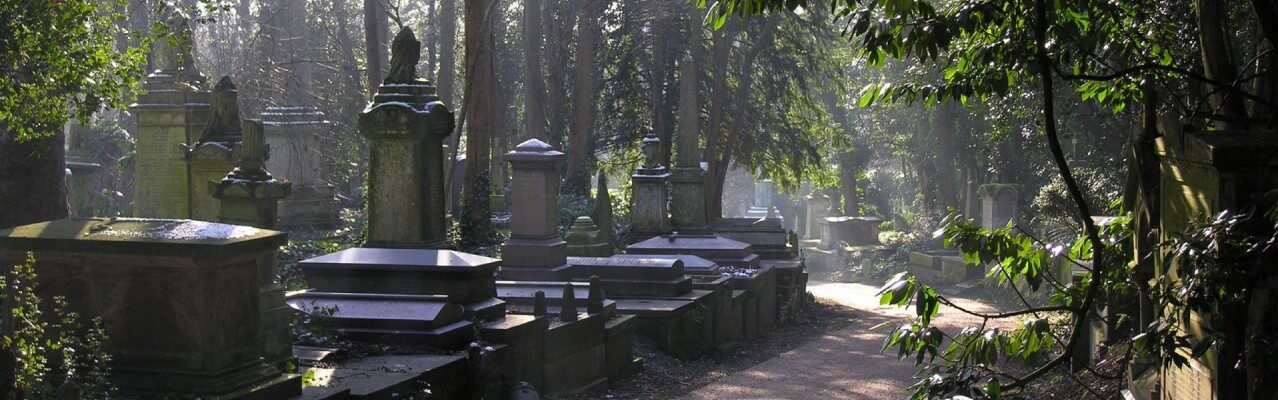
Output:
[
  {"xmin": 612, "ymin": 254, "xmax": 719, "ymax": 274},
  {"xmin": 626, "ymin": 235, "xmax": 753, "ymax": 259},
  {"xmin": 299, "ymin": 248, "xmax": 500, "ymax": 273},
  {"xmin": 0, "ymin": 218, "xmax": 284, "ymax": 258},
  {"xmin": 286, "ymin": 292, "xmax": 463, "ymax": 330}
]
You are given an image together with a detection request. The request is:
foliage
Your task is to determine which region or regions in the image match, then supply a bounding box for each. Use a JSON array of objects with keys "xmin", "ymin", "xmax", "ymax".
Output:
[
  {"xmin": 0, "ymin": 253, "xmax": 115, "ymax": 400},
  {"xmin": 457, "ymin": 170, "xmax": 503, "ymax": 256},
  {"xmin": 0, "ymin": 0, "xmax": 148, "ymax": 139}
]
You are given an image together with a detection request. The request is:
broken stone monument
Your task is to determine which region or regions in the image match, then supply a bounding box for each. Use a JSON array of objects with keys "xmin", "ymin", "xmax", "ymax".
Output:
[
  {"xmin": 0, "ymin": 218, "xmax": 300, "ymax": 398},
  {"xmin": 129, "ymin": 16, "xmax": 209, "ymax": 219},
  {"xmin": 566, "ymin": 216, "xmax": 613, "ymax": 257},
  {"xmin": 670, "ymin": 55, "xmax": 710, "ymax": 234},
  {"xmin": 499, "ymin": 139, "xmax": 572, "ymax": 280},
  {"xmin": 978, "ymin": 184, "xmax": 1020, "ymax": 229},
  {"xmin": 185, "ymin": 76, "xmax": 245, "ymax": 222},
  {"xmin": 359, "ymin": 28, "xmax": 455, "ymax": 249},
  {"xmin": 631, "ymin": 133, "xmax": 672, "ymax": 237},
  {"xmin": 211, "ymin": 119, "xmax": 292, "ymax": 229}
]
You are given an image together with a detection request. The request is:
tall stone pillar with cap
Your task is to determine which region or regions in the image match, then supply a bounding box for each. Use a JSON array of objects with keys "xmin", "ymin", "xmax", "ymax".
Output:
[
  {"xmin": 359, "ymin": 28, "xmax": 455, "ymax": 248},
  {"xmin": 632, "ymin": 133, "xmax": 672, "ymax": 236},
  {"xmin": 212, "ymin": 119, "xmax": 292, "ymax": 230},
  {"xmin": 130, "ymin": 15, "xmax": 209, "ymax": 218},
  {"xmin": 185, "ymin": 76, "xmax": 244, "ymax": 222},
  {"xmin": 500, "ymin": 139, "xmax": 573, "ymax": 280},
  {"xmin": 670, "ymin": 55, "xmax": 710, "ymax": 233}
]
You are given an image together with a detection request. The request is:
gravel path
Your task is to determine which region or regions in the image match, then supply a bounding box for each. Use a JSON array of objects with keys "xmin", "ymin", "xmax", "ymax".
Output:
[{"xmin": 679, "ymin": 280, "xmax": 1006, "ymax": 400}]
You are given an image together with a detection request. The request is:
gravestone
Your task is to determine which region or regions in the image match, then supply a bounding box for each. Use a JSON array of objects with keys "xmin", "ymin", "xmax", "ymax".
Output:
[
  {"xmin": 129, "ymin": 16, "xmax": 208, "ymax": 219},
  {"xmin": 211, "ymin": 119, "xmax": 291, "ymax": 229},
  {"xmin": 359, "ymin": 28, "xmax": 455, "ymax": 249},
  {"xmin": 594, "ymin": 171, "xmax": 615, "ymax": 248},
  {"xmin": 670, "ymin": 55, "xmax": 710, "ymax": 233},
  {"xmin": 820, "ymin": 216, "xmax": 883, "ymax": 248},
  {"xmin": 65, "ymin": 121, "xmax": 102, "ymax": 217},
  {"xmin": 631, "ymin": 133, "xmax": 672, "ymax": 236},
  {"xmin": 804, "ymin": 190, "xmax": 831, "ymax": 240},
  {"xmin": 262, "ymin": 106, "xmax": 338, "ymax": 228},
  {"xmin": 185, "ymin": 76, "xmax": 244, "ymax": 222},
  {"xmin": 0, "ymin": 218, "xmax": 300, "ymax": 398},
  {"xmin": 978, "ymin": 184, "xmax": 1020, "ymax": 229},
  {"xmin": 744, "ymin": 179, "xmax": 776, "ymax": 219},
  {"xmin": 566, "ymin": 216, "xmax": 613, "ymax": 257},
  {"xmin": 500, "ymin": 139, "xmax": 572, "ymax": 280}
]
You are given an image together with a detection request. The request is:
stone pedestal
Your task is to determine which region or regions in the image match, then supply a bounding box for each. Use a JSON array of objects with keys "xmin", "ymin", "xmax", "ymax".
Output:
[
  {"xmin": 632, "ymin": 171, "xmax": 671, "ymax": 236},
  {"xmin": 129, "ymin": 70, "xmax": 209, "ymax": 218},
  {"xmin": 358, "ymin": 79, "xmax": 454, "ymax": 249},
  {"xmin": 804, "ymin": 191, "xmax": 831, "ymax": 240},
  {"xmin": 670, "ymin": 166, "xmax": 709, "ymax": 233},
  {"xmin": 66, "ymin": 156, "xmax": 102, "ymax": 218},
  {"xmin": 978, "ymin": 184, "xmax": 1020, "ymax": 229},
  {"xmin": 566, "ymin": 216, "xmax": 613, "ymax": 257},
  {"xmin": 262, "ymin": 106, "xmax": 340, "ymax": 229},
  {"xmin": 820, "ymin": 216, "xmax": 883, "ymax": 249},
  {"xmin": 0, "ymin": 218, "xmax": 300, "ymax": 398},
  {"xmin": 186, "ymin": 143, "xmax": 238, "ymax": 221},
  {"xmin": 211, "ymin": 120, "xmax": 292, "ymax": 230},
  {"xmin": 500, "ymin": 139, "xmax": 572, "ymax": 280}
]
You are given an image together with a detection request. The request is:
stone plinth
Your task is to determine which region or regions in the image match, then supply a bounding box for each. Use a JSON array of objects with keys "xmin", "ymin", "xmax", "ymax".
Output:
[
  {"xmin": 978, "ymin": 184, "xmax": 1020, "ymax": 229},
  {"xmin": 211, "ymin": 119, "xmax": 292, "ymax": 229},
  {"xmin": 65, "ymin": 157, "xmax": 102, "ymax": 217},
  {"xmin": 262, "ymin": 106, "xmax": 341, "ymax": 228},
  {"xmin": 500, "ymin": 139, "xmax": 571, "ymax": 280},
  {"xmin": 670, "ymin": 166, "xmax": 709, "ymax": 233},
  {"xmin": 565, "ymin": 216, "xmax": 613, "ymax": 257},
  {"xmin": 129, "ymin": 71, "xmax": 210, "ymax": 218},
  {"xmin": 286, "ymin": 292, "xmax": 475, "ymax": 350},
  {"xmin": 632, "ymin": 133, "xmax": 672, "ymax": 237},
  {"xmin": 298, "ymin": 248, "xmax": 500, "ymax": 308},
  {"xmin": 187, "ymin": 142, "xmax": 239, "ymax": 221},
  {"xmin": 0, "ymin": 218, "xmax": 299, "ymax": 398},
  {"xmin": 566, "ymin": 256, "xmax": 692, "ymax": 297},
  {"xmin": 359, "ymin": 80, "xmax": 454, "ymax": 249},
  {"xmin": 804, "ymin": 191, "xmax": 831, "ymax": 239},
  {"xmin": 713, "ymin": 217, "xmax": 794, "ymax": 259},
  {"xmin": 820, "ymin": 216, "xmax": 883, "ymax": 248}
]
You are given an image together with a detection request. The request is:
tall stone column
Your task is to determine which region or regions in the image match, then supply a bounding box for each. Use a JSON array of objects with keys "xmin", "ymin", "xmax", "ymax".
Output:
[
  {"xmin": 212, "ymin": 119, "xmax": 292, "ymax": 230},
  {"xmin": 670, "ymin": 55, "xmax": 710, "ymax": 233},
  {"xmin": 499, "ymin": 139, "xmax": 572, "ymax": 280},
  {"xmin": 129, "ymin": 16, "xmax": 208, "ymax": 218},
  {"xmin": 978, "ymin": 184, "xmax": 1020, "ymax": 229},
  {"xmin": 185, "ymin": 76, "xmax": 244, "ymax": 222},
  {"xmin": 631, "ymin": 133, "xmax": 671, "ymax": 236},
  {"xmin": 359, "ymin": 28, "xmax": 455, "ymax": 249}
]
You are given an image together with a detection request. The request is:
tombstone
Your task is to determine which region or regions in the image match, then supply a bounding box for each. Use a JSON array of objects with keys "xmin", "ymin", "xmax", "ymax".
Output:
[
  {"xmin": 359, "ymin": 28, "xmax": 455, "ymax": 249},
  {"xmin": 566, "ymin": 216, "xmax": 613, "ymax": 257},
  {"xmin": 670, "ymin": 55, "xmax": 710, "ymax": 233},
  {"xmin": 185, "ymin": 76, "xmax": 245, "ymax": 222},
  {"xmin": 744, "ymin": 179, "xmax": 777, "ymax": 219},
  {"xmin": 262, "ymin": 107, "xmax": 339, "ymax": 229},
  {"xmin": 129, "ymin": 16, "xmax": 209, "ymax": 219},
  {"xmin": 977, "ymin": 184, "xmax": 1020, "ymax": 230},
  {"xmin": 64, "ymin": 121, "xmax": 102, "ymax": 217},
  {"xmin": 820, "ymin": 216, "xmax": 884, "ymax": 248},
  {"xmin": 211, "ymin": 119, "xmax": 292, "ymax": 229},
  {"xmin": 499, "ymin": 139, "xmax": 572, "ymax": 280},
  {"xmin": 804, "ymin": 189, "xmax": 831, "ymax": 240},
  {"xmin": 0, "ymin": 218, "xmax": 300, "ymax": 398},
  {"xmin": 631, "ymin": 133, "xmax": 672, "ymax": 236},
  {"xmin": 593, "ymin": 171, "xmax": 615, "ymax": 248}
]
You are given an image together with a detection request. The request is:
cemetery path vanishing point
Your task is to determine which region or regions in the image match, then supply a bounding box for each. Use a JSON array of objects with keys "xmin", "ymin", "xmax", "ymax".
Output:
[{"xmin": 680, "ymin": 280, "xmax": 1006, "ymax": 400}]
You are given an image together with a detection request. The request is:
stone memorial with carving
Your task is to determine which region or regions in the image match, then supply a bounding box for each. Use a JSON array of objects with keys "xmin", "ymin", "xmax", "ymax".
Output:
[
  {"xmin": 566, "ymin": 216, "xmax": 613, "ymax": 257},
  {"xmin": 978, "ymin": 183, "xmax": 1020, "ymax": 230},
  {"xmin": 500, "ymin": 139, "xmax": 572, "ymax": 280},
  {"xmin": 185, "ymin": 76, "xmax": 244, "ymax": 222},
  {"xmin": 130, "ymin": 15, "xmax": 209, "ymax": 219},
  {"xmin": 359, "ymin": 28, "xmax": 455, "ymax": 249},
  {"xmin": 211, "ymin": 119, "xmax": 292, "ymax": 229},
  {"xmin": 632, "ymin": 133, "xmax": 672, "ymax": 236},
  {"xmin": 670, "ymin": 55, "xmax": 710, "ymax": 233}
]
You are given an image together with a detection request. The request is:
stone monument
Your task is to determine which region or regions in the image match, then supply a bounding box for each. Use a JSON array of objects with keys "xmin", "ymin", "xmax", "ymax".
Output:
[
  {"xmin": 211, "ymin": 119, "xmax": 292, "ymax": 229},
  {"xmin": 185, "ymin": 76, "xmax": 244, "ymax": 222},
  {"xmin": 978, "ymin": 184, "xmax": 1020, "ymax": 229},
  {"xmin": 65, "ymin": 120, "xmax": 102, "ymax": 217},
  {"xmin": 669, "ymin": 55, "xmax": 710, "ymax": 233},
  {"xmin": 130, "ymin": 15, "xmax": 209, "ymax": 219},
  {"xmin": 593, "ymin": 171, "xmax": 614, "ymax": 248},
  {"xmin": 804, "ymin": 189, "xmax": 831, "ymax": 240},
  {"xmin": 744, "ymin": 179, "xmax": 776, "ymax": 219},
  {"xmin": 359, "ymin": 28, "xmax": 455, "ymax": 248},
  {"xmin": 566, "ymin": 216, "xmax": 613, "ymax": 257},
  {"xmin": 500, "ymin": 139, "xmax": 572, "ymax": 280},
  {"xmin": 631, "ymin": 133, "xmax": 671, "ymax": 236},
  {"xmin": 0, "ymin": 218, "xmax": 301, "ymax": 398}
]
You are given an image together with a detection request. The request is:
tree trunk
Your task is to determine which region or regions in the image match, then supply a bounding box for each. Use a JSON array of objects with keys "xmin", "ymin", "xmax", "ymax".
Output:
[
  {"xmin": 650, "ymin": 11, "xmax": 672, "ymax": 165},
  {"xmin": 704, "ymin": 21, "xmax": 736, "ymax": 220},
  {"xmin": 0, "ymin": 131, "xmax": 69, "ymax": 230},
  {"xmin": 462, "ymin": 0, "xmax": 497, "ymax": 233},
  {"xmin": 711, "ymin": 19, "xmax": 777, "ymax": 220},
  {"xmin": 522, "ymin": 0, "xmax": 547, "ymax": 141},
  {"xmin": 424, "ymin": 0, "xmax": 437, "ymax": 78},
  {"xmin": 438, "ymin": 0, "xmax": 458, "ymax": 105},
  {"xmin": 544, "ymin": 0, "xmax": 572, "ymax": 150},
  {"xmin": 363, "ymin": 0, "xmax": 389, "ymax": 97},
  {"xmin": 1194, "ymin": 0, "xmax": 1247, "ymax": 129},
  {"xmin": 563, "ymin": 0, "xmax": 601, "ymax": 195},
  {"xmin": 933, "ymin": 102, "xmax": 961, "ymax": 210},
  {"xmin": 839, "ymin": 153, "xmax": 860, "ymax": 216}
]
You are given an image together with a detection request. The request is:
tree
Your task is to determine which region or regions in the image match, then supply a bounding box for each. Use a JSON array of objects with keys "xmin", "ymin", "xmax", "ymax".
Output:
[
  {"xmin": 363, "ymin": 0, "xmax": 389, "ymax": 96},
  {"xmin": 522, "ymin": 0, "xmax": 548, "ymax": 141},
  {"xmin": 459, "ymin": 0, "xmax": 500, "ymax": 248},
  {"xmin": 0, "ymin": 0, "xmax": 146, "ymax": 229},
  {"xmin": 564, "ymin": 0, "xmax": 604, "ymax": 195},
  {"xmin": 700, "ymin": 0, "xmax": 1277, "ymax": 397}
]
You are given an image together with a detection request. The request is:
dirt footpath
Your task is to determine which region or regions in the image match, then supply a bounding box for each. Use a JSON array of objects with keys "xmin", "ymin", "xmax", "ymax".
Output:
[{"xmin": 679, "ymin": 281, "xmax": 1004, "ymax": 400}]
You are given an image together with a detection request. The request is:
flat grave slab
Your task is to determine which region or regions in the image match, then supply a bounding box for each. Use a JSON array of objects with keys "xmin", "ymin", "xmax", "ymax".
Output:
[{"xmin": 300, "ymin": 248, "xmax": 499, "ymax": 302}]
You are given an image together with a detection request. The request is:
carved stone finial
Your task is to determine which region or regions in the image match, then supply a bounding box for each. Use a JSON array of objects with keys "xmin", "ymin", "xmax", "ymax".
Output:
[
  {"xmin": 641, "ymin": 133, "xmax": 661, "ymax": 169},
  {"xmin": 533, "ymin": 290, "xmax": 547, "ymax": 316},
  {"xmin": 198, "ymin": 76, "xmax": 243, "ymax": 143},
  {"xmin": 224, "ymin": 119, "xmax": 272, "ymax": 182},
  {"xmin": 587, "ymin": 276, "xmax": 605, "ymax": 314},
  {"xmin": 383, "ymin": 28, "xmax": 421, "ymax": 84},
  {"xmin": 559, "ymin": 283, "xmax": 579, "ymax": 322}
]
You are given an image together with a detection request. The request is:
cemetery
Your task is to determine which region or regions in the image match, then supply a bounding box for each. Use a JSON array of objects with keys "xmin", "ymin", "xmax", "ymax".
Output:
[{"xmin": 3, "ymin": 0, "xmax": 1278, "ymax": 399}]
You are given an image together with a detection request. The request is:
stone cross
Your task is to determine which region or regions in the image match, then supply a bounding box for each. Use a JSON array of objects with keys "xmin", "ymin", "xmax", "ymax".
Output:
[
  {"xmin": 359, "ymin": 27, "xmax": 455, "ymax": 248},
  {"xmin": 500, "ymin": 139, "xmax": 571, "ymax": 279},
  {"xmin": 669, "ymin": 55, "xmax": 710, "ymax": 233}
]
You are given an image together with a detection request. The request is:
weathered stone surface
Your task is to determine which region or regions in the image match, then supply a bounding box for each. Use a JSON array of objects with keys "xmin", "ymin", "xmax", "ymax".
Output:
[
  {"xmin": 480, "ymin": 314, "xmax": 549, "ymax": 389},
  {"xmin": 360, "ymin": 29, "xmax": 454, "ymax": 249},
  {"xmin": 262, "ymin": 106, "xmax": 339, "ymax": 228},
  {"xmin": 625, "ymin": 235, "xmax": 760, "ymax": 269},
  {"xmin": 804, "ymin": 190, "xmax": 832, "ymax": 239},
  {"xmin": 542, "ymin": 313, "xmax": 609, "ymax": 396},
  {"xmin": 565, "ymin": 216, "xmax": 613, "ymax": 257},
  {"xmin": 632, "ymin": 133, "xmax": 672, "ymax": 236},
  {"xmin": 978, "ymin": 184, "xmax": 1020, "ymax": 230},
  {"xmin": 286, "ymin": 291, "xmax": 474, "ymax": 350},
  {"xmin": 501, "ymin": 139, "xmax": 570, "ymax": 276},
  {"xmin": 130, "ymin": 46, "xmax": 210, "ymax": 219},
  {"xmin": 212, "ymin": 119, "xmax": 292, "ymax": 229},
  {"xmin": 299, "ymin": 354, "xmax": 467, "ymax": 399},
  {"xmin": 0, "ymin": 218, "xmax": 297, "ymax": 398},
  {"xmin": 820, "ymin": 216, "xmax": 883, "ymax": 248}
]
